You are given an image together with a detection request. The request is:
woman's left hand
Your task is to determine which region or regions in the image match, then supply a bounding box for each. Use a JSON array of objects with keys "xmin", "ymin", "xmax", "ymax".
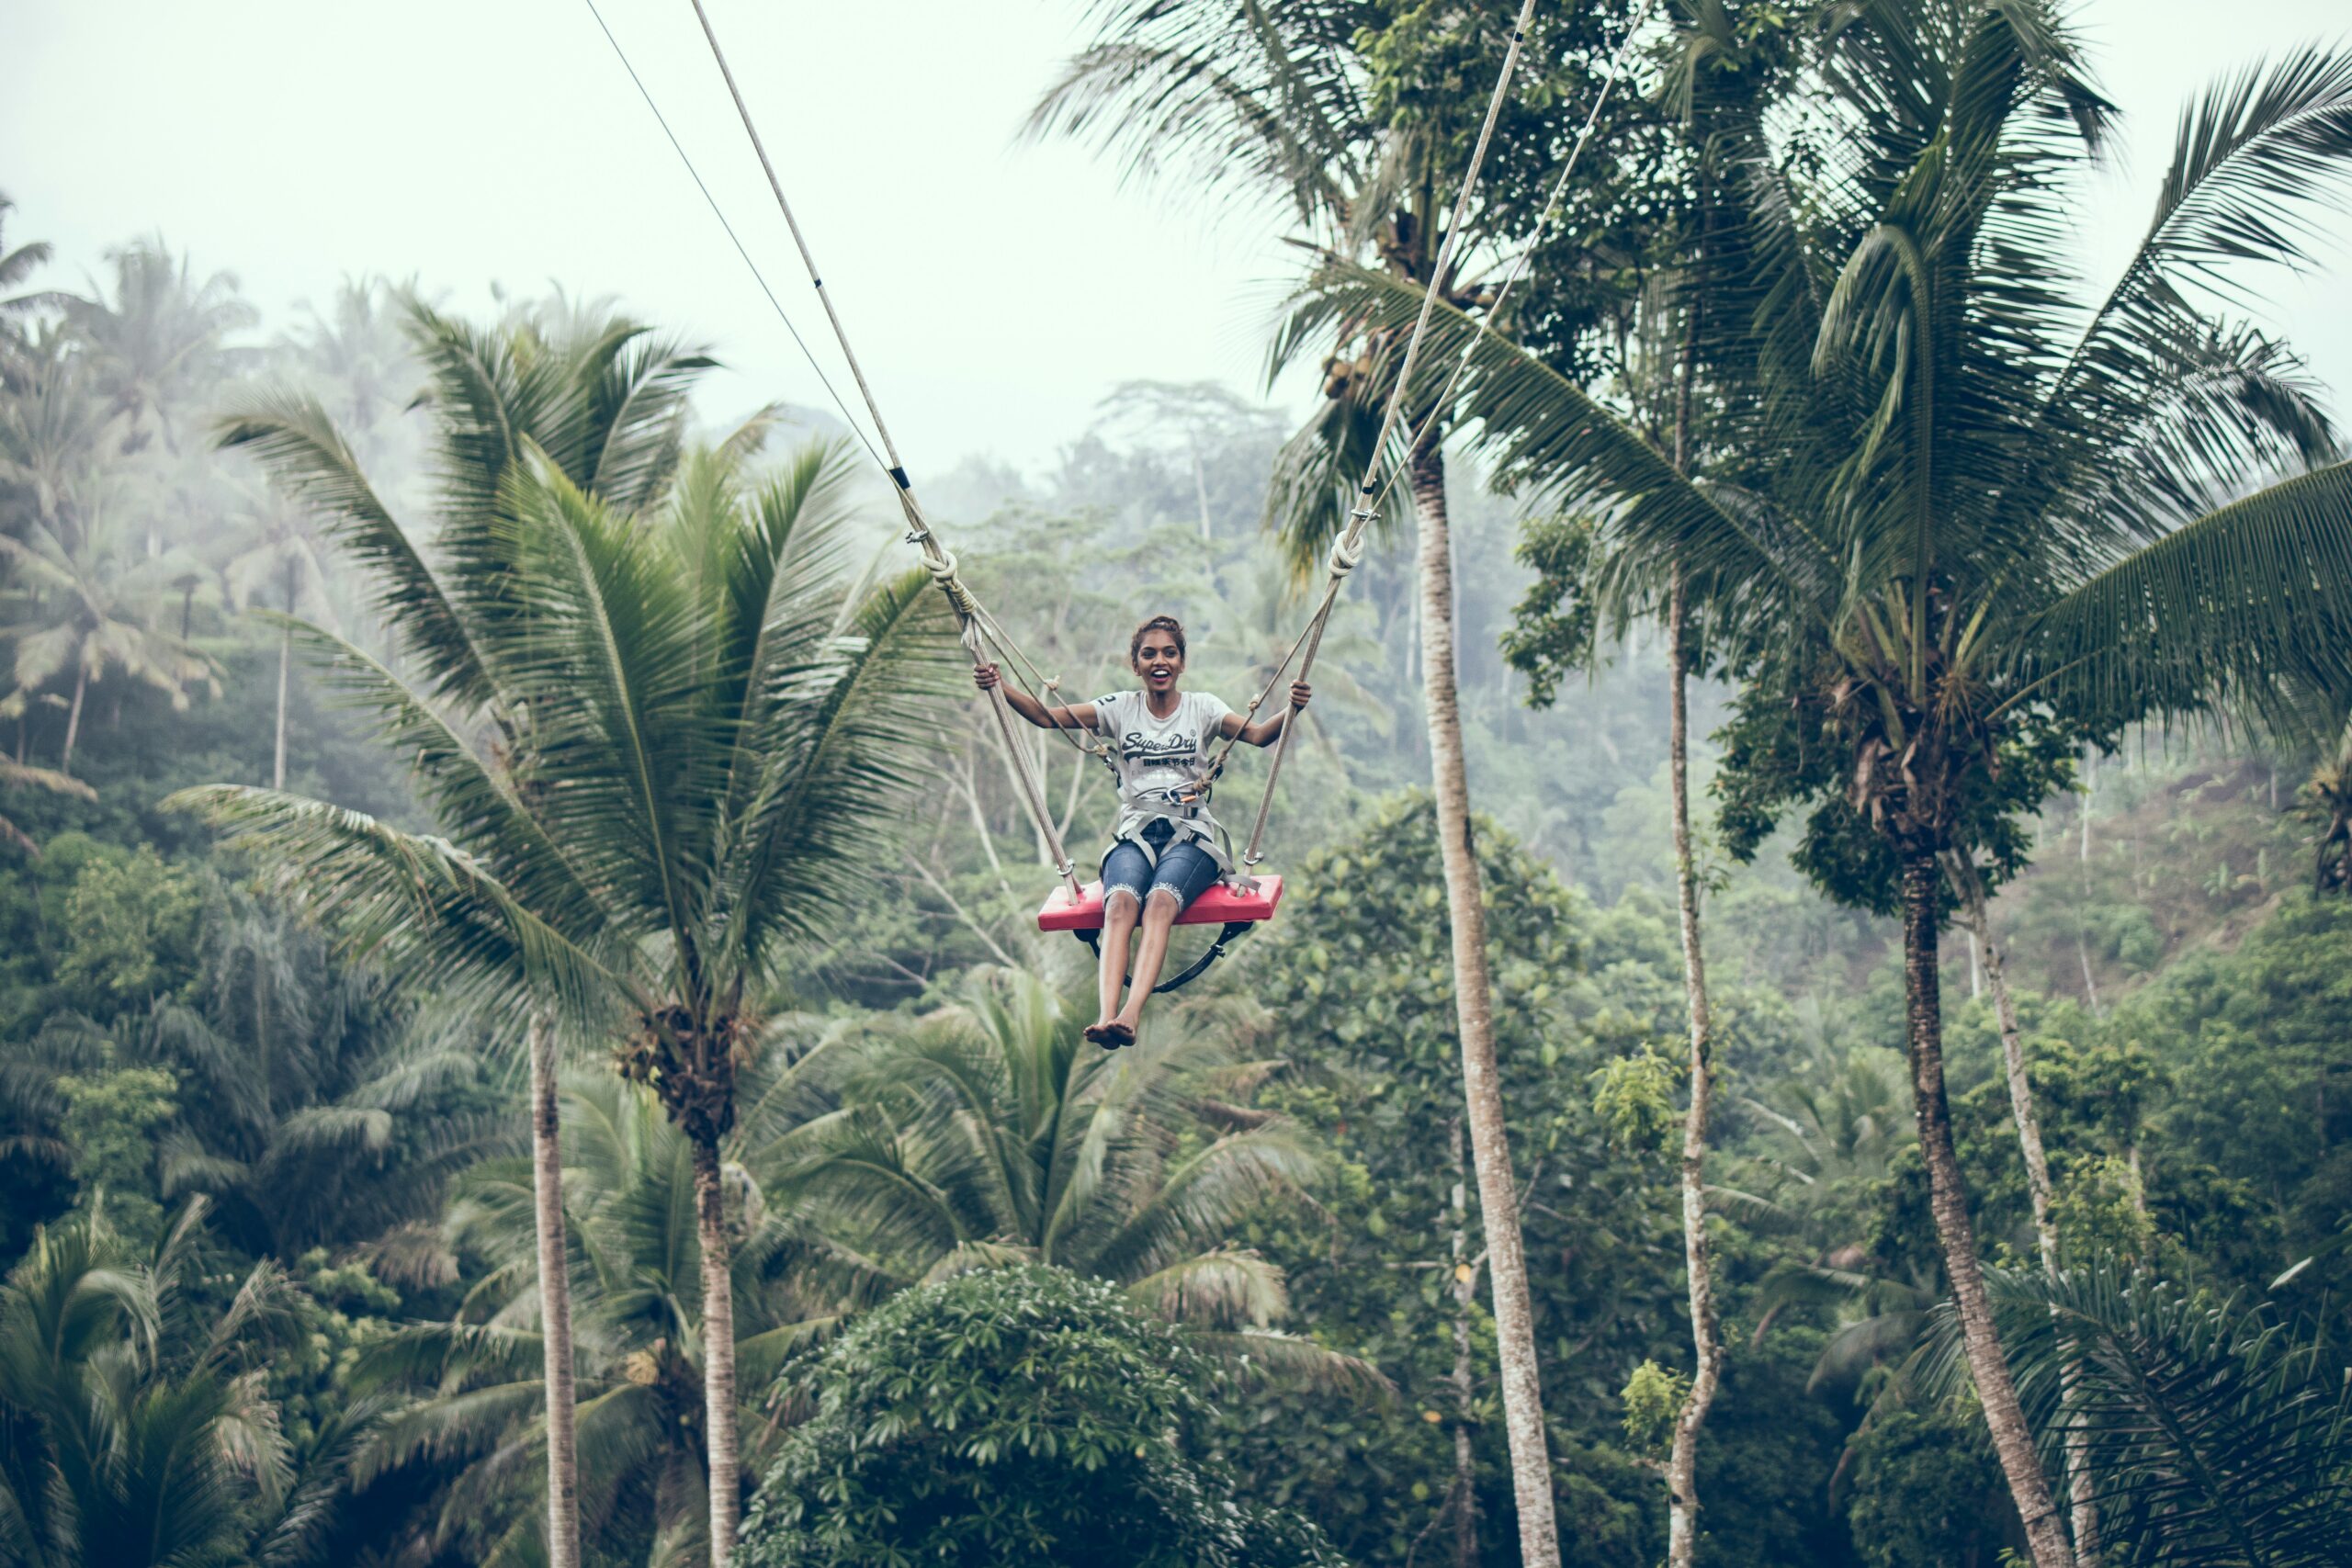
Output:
[{"xmin": 1290, "ymin": 680, "xmax": 1312, "ymax": 709}]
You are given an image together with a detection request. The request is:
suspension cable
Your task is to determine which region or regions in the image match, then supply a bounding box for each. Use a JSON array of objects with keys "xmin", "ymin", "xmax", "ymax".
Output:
[
  {"xmin": 1210, "ymin": 0, "xmax": 1658, "ymax": 866},
  {"xmin": 679, "ymin": 0, "xmax": 1089, "ymax": 896},
  {"xmin": 1207, "ymin": 0, "xmax": 1541, "ymax": 866},
  {"xmin": 578, "ymin": 0, "xmax": 888, "ymax": 473}
]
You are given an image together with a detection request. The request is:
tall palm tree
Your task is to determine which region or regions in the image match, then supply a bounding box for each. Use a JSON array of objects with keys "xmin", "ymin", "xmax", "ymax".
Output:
[
  {"xmin": 0, "ymin": 760, "xmax": 91, "ymax": 856},
  {"xmin": 0, "ymin": 484, "xmax": 214, "ymax": 773},
  {"xmin": 217, "ymin": 479, "xmax": 336, "ymax": 788},
  {"xmin": 1326, "ymin": 12, "xmax": 2352, "ymax": 1563},
  {"xmin": 282, "ymin": 278, "xmax": 417, "ymax": 451},
  {"xmin": 181, "ymin": 355, "xmax": 959, "ymax": 1562},
  {"xmin": 0, "ymin": 330, "xmax": 112, "ymax": 541},
  {"xmin": 1032, "ymin": 11, "xmax": 1645, "ymax": 1555},
  {"xmin": 63, "ymin": 242, "xmax": 254, "ymax": 456},
  {"xmin": 185, "ymin": 296, "xmax": 720, "ymax": 1568}
]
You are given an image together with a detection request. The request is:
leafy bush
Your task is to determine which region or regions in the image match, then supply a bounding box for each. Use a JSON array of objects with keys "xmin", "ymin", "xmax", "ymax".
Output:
[{"xmin": 741, "ymin": 1264, "xmax": 1344, "ymax": 1568}]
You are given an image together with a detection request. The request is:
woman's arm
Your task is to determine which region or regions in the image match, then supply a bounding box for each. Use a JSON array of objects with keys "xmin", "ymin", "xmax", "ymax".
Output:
[
  {"xmin": 974, "ymin": 662, "xmax": 1095, "ymax": 731},
  {"xmin": 1222, "ymin": 681, "xmax": 1312, "ymax": 747}
]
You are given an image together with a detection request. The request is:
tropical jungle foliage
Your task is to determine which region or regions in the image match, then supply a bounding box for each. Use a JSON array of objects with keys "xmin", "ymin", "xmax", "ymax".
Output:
[{"xmin": 6, "ymin": 1, "xmax": 2352, "ymax": 1564}]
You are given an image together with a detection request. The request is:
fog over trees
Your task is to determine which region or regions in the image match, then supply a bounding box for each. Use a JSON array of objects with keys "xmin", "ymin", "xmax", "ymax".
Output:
[{"xmin": 6, "ymin": 5, "xmax": 2352, "ymax": 1567}]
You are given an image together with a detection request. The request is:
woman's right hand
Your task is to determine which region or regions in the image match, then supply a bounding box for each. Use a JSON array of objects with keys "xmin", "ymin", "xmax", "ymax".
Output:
[{"xmin": 973, "ymin": 661, "xmax": 1001, "ymax": 693}]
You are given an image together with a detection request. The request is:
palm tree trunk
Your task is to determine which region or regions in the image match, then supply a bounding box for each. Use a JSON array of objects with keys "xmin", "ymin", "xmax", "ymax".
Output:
[
  {"xmin": 1448, "ymin": 1114, "xmax": 1479, "ymax": 1568},
  {"xmin": 692, "ymin": 1136, "xmax": 741, "ymax": 1563},
  {"xmin": 60, "ymin": 661, "xmax": 86, "ymax": 775},
  {"xmin": 1899, "ymin": 851, "xmax": 2074, "ymax": 1568},
  {"xmin": 1191, "ymin": 436, "xmax": 1214, "ymax": 542},
  {"xmin": 273, "ymin": 621, "xmax": 291, "ymax": 792},
  {"xmin": 1664, "ymin": 572, "xmax": 1723, "ymax": 1568},
  {"xmin": 528, "ymin": 1017, "xmax": 583, "ymax": 1568},
  {"xmin": 1951, "ymin": 855, "xmax": 2055, "ymax": 1258},
  {"xmin": 1951, "ymin": 852, "xmax": 2101, "ymax": 1567},
  {"xmin": 1409, "ymin": 443, "xmax": 1560, "ymax": 1568}
]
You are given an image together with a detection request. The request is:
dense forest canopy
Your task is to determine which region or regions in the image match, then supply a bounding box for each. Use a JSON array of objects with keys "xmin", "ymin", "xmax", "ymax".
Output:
[{"xmin": 6, "ymin": 3, "xmax": 2352, "ymax": 1566}]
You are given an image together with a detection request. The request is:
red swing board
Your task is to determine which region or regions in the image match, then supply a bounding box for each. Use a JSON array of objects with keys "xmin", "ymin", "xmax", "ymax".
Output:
[{"xmin": 1036, "ymin": 876, "xmax": 1284, "ymax": 934}]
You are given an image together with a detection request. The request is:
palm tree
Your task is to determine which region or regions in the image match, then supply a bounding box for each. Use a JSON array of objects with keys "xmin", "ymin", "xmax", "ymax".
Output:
[
  {"xmin": 2294, "ymin": 714, "xmax": 2351, "ymax": 893},
  {"xmin": 282, "ymin": 279, "xmax": 416, "ymax": 448},
  {"xmin": 0, "ymin": 194, "xmax": 65, "ymax": 336},
  {"xmin": 2, "ymin": 886, "xmax": 506, "ymax": 1262},
  {"xmin": 763, "ymin": 967, "xmax": 1343, "ymax": 1369},
  {"xmin": 0, "ymin": 483, "xmax": 214, "ymax": 774},
  {"xmin": 0, "ymin": 329, "xmax": 111, "ymax": 538},
  {"xmin": 358, "ymin": 1072, "xmax": 828, "ymax": 1568},
  {"xmin": 217, "ymin": 478, "xmax": 336, "ymax": 788},
  {"xmin": 1343, "ymin": 13, "xmax": 2352, "ymax": 1562},
  {"xmin": 1031, "ymin": 11, "xmax": 1651, "ymax": 1554},
  {"xmin": 185, "ymin": 296, "xmax": 720, "ymax": 1568},
  {"xmin": 0, "ymin": 760, "xmax": 91, "ymax": 856},
  {"xmin": 0, "ymin": 1202, "xmax": 382, "ymax": 1568},
  {"xmin": 63, "ymin": 242, "xmax": 254, "ymax": 455},
  {"xmin": 181, "ymin": 340, "xmax": 958, "ymax": 1562}
]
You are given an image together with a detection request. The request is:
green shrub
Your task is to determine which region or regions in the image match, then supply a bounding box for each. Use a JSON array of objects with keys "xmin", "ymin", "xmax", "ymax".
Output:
[{"xmin": 740, "ymin": 1264, "xmax": 1344, "ymax": 1568}]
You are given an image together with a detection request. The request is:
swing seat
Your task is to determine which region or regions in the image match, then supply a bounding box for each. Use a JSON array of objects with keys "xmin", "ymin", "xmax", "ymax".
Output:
[
  {"xmin": 1037, "ymin": 877, "xmax": 1284, "ymax": 996},
  {"xmin": 1036, "ymin": 876, "xmax": 1284, "ymax": 932}
]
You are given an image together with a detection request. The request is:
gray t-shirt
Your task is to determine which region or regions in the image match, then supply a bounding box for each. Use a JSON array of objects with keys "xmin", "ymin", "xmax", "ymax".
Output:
[
  {"xmin": 1090, "ymin": 689, "xmax": 1237, "ymax": 863},
  {"xmin": 1086, "ymin": 691, "xmax": 1241, "ymax": 879}
]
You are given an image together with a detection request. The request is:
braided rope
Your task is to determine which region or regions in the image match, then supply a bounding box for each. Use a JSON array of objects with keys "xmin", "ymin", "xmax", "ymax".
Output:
[
  {"xmin": 1207, "ymin": 0, "xmax": 1544, "ymax": 867},
  {"xmin": 1356, "ymin": 0, "xmax": 1662, "ymax": 525},
  {"xmin": 684, "ymin": 0, "xmax": 1087, "ymax": 896}
]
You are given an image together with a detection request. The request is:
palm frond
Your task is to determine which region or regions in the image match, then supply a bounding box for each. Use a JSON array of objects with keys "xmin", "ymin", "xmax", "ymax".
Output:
[
  {"xmin": 718, "ymin": 565, "xmax": 963, "ymax": 974},
  {"xmin": 1182, "ymin": 1327, "xmax": 1393, "ymax": 1400},
  {"xmin": 213, "ymin": 389, "xmax": 492, "ymax": 710},
  {"xmin": 163, "ymin": 784, "xmax": 628, "ymax": 1023},
  {"xmin": 1023, "ymin": 0, "xmax": 1372, "ymax": 228},
  {"xmin": 2019, "ymin": 459, "xmax": 2352, "ymax": 732},
  {"xmin": 1916, "ymin": 1265, "xmax": 2352, "ymax": 1568}
]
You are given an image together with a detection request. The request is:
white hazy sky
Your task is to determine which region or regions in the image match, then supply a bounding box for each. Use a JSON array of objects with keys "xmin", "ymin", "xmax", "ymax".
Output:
[{"xmin": 6, "ymin": 0, "xmax": 2348, "ymax": 472}]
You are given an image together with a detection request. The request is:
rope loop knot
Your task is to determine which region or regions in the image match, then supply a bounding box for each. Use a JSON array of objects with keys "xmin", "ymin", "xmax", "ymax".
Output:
[
  {"xmin": 923, "ymin": 548, "xmax": 979, "ymax": 615},
  {"xmin": 1327, "ymin": 534, "xmax": 1366, "ymax": 578}
]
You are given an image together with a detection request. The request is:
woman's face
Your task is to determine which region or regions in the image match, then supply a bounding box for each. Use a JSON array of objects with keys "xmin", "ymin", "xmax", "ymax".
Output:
[{"xmin": 1132, "ymin": 632, "xmax": 1185, "ymax": 696}]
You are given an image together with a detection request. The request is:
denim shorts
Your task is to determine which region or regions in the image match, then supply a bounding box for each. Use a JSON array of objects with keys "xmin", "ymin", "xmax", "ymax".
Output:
[{"xmin": 1101, "ymin": 819, "xmax": 1221, "ymax": 915}]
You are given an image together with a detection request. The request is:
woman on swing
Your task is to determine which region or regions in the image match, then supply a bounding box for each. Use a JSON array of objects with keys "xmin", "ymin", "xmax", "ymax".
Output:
[{"xmin": 976, "ymin": 615, "xmax": 1309, "ymax": 1047}]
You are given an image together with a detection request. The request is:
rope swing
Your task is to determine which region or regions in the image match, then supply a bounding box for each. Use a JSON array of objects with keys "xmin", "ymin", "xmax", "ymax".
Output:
[
  {"xmin": 682, "ymin": 0, "xmax": 1095, "ymax": 899},
  {"xmin": 585, "ymin": 0, "xmax": 1658, "ymax": 964}
]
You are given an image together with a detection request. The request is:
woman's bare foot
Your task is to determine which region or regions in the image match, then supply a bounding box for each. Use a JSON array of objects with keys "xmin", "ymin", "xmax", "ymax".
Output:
[
  {"xmin": 1082, "ymin": 1021, "xmax": 1115, "ymax": 1045},
  {"xmin": 1099, "ymin": 1019, "xmax": 1136, "ymax": 1050}
]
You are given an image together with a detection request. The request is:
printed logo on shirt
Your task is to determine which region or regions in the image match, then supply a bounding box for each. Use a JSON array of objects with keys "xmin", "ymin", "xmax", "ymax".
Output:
[{"xmin": 1121, "ymin": 730, "xmax": 1202, "ymax": 765}]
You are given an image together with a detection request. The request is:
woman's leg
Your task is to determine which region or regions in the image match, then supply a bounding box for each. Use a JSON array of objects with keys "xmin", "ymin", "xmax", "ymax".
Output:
[
  {"xmin": 1119, "ymin": 890, "xmax": 1184, "ymax": 1017},
  {"xmin": 1092, "ymin": 843, "xmax": 1150, "ymax": 1037},
  {"xmin": 1097, "ymin": 890, "xmax": 1139, "ymax": 1028},
  {"xmin": 1112, "ymin": 841, "xmax": 1219, "ymax": 1032}
]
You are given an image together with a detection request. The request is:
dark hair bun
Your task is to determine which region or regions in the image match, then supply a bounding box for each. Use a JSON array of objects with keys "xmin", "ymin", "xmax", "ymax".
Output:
[{"xmin": 1129, "ymin": 615, "xmax": 1187, "ymax": 664}]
